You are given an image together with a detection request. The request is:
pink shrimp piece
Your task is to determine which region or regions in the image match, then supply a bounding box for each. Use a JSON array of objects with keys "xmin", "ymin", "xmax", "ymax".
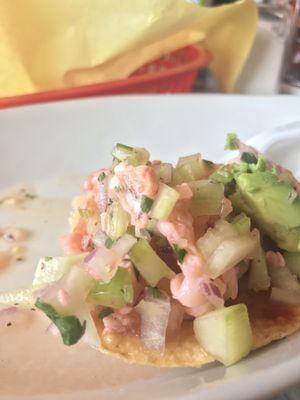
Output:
[
  {"xmin": 167, "ymin": 300, "xmax": 185, "ymax": 336},
  {"xmin": 151, "ymin": 160, "xmax": 162, "ymax": 166},
  {"xmin": 180, "ymin": 253, "xmax": 205, "ymax": 279},
  {"xmin": 175, "ymin": 183, "xmax": 193, "ymax": 200},
  {"xmin": 186, "ymin": 302, "xmax": 214, "ymax": 317},
  {"xmin": 57, "ymin": 289, "xmax": 70, "ymax": 306},
  {"xmin": 102, "ymin": 308, "xmax": 140, "ymax": 335},
  {"xmin": 83, "ymin": 170, "xmax": 102, "ymax": 192},
  {"xmin": 115, "ymin": 163, "xmax": 159, "ymax": 199},
  {"xmin": 60, "ymin": 232, "xmax": 84, "ymax": 254},
  {"xmin": 222, "ymin": 267, "xmax": 238, "ymax": 300},
  {"xmin": 170, "ymin": 273, "xmax": 207, "ymax": 308},
  {"xmin": 266, "ymin": 251, "xmax": 285, "ymax": 268},
  {"xmin": 193, "ymin": 216, "xmax": 210, "ymax": 240},
  {"xmin": 157, "ymin": 202, "xmax": 195, "ymax": 248},
  {"xmin": 60, "ymin": 220, "xmax": 87, "ymax": 254}
]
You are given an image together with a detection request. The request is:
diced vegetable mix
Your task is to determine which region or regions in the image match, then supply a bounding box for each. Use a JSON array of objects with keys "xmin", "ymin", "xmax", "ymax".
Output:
[{"xmin": 2, "ymin": 134, "xmax": 300, "ymax": 367}]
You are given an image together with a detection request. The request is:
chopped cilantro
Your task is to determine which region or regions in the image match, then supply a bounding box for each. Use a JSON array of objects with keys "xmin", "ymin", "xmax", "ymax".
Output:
[
  {"xmin": 105, "ymin": 237, "xmax": 116, "ymax": 249},
  {"xmin": 225, "ymin": 133, "xmax": 239, "ymax": 150},
  {"xmin": 98, "ymin": 172, "xmax": 106, "ymax": 182},
  {"xmin": 140, "ymin": 195, "xmax": 154, "ymax": 213},
  {"xmin": 35, "ymin": 298, "xmax": 86, "ymax": 346},
  {"xmin": 173, "ymin": 244, "xmax": 187, "ymax": 263}
]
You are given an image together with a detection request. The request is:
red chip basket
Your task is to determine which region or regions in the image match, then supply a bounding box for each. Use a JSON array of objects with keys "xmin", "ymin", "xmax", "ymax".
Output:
[{"xmin": 0, "ymin": 45, "xmax": 212, "ymax": 109}]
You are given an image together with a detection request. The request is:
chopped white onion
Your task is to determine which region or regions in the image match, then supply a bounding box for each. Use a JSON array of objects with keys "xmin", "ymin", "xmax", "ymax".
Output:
[
  {"xmin": 84, "ymin": 234, "xmax": 136, "ymax": 281},
  {"xmin": 135, "ymin": 289, "xmax": 170, "ymax": 352}
]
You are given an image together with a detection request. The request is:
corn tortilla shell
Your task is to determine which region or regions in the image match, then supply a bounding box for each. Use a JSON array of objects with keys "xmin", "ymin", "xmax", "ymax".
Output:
[{"xmin": 95, "ymin": 292, "xmax": 300, "ymax": 367}]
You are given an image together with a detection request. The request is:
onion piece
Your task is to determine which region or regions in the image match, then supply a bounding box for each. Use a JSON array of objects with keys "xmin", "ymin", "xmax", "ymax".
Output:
[
  {"xmin": 84, "ymin": 234, "xmax": 136, "ymax": 281},
  {"xmin": 135, "ymin": 289, "xmax": 170, "ymax": 352}
]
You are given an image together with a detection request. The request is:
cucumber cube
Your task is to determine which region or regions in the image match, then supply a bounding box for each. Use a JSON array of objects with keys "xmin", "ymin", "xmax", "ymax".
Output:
[
  {"xmin": 194, "ymin": 304, "xmax": 253, "ymax": 366},
  {"xmin": 150, "ymin": 183, "xmax": 179, "ymax": 221},
  {"xmin": 129, "ymin": 239, "xmax": 175, "ymax": 286}
]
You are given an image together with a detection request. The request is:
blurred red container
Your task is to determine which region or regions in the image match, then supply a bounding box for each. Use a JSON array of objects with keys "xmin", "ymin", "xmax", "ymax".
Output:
[{"xmin": 0, "ymin": 45, "xmax": 212, "ymax": 109}]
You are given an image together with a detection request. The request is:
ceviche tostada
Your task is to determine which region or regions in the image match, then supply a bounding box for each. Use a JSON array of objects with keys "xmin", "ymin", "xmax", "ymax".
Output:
[{"xmin": 1, "ymin": 134, "xmax": 300, "ymax": 367}]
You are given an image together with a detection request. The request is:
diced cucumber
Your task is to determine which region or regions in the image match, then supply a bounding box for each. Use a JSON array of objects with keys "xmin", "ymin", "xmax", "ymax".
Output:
[
  {"xmin": 105, "ymin": 202, "xmax": 130, "ymax": 240},
  {"xmin": 207, "ymin": 236, "xmax": 257, "ymax": 279},
  {"xmin": 33, "ymin": 253, "xmax": 86, "ymax": 286},
  {"xmin": 248, "ymin": 248, "xmax": 270, "ymax": 292},
  {"xmin": 284, "ymin": 252, "xmax": 300, "ymax": 279},
  {"xmin": 194, "ymin": 304, "xmax": 252, "ymax": 366},
  {"xmin": 231, "ymin": 213, "xmax": 251, "ymax": 235},
  {"xmin": 270, "ymin": 287, "xmax": 300, "ymax": 306},
  {"xmin": 268, "ymin": 265, "xmax": 300, "ymax": 294},
  {"xmin": 129, "ymin": 239, "xmax": 175, "ymax": 286},
  {"xmin": 197, "ymin": 220, "xmax": 258, "ymax": 279},
  {"xmin": 112, "ymin": 143, "xmax": 149, "ymax": 166},
  {"xmin": 150, "ymin": 183, "xmax": 179, "ymax": 220},
  {"xmin": 172, "ymin": 153, "xmax": 206, "ymax": 185},
  {"xmin": 88, "ymin": 267, "xmax": 134, "ymax": 309},
  {"xmin": 189, "ymin": 180, "xmax": 224, "ymax": 217},
  {"xmin": 153, "ymin": 163, "xmax": 173, "ymax": 184}
]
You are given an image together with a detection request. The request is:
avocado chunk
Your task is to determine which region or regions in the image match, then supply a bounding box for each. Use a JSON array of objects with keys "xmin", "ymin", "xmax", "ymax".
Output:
[{"xmin": 230, "ymin": 171, "xmax": 300, "ymax": 252}]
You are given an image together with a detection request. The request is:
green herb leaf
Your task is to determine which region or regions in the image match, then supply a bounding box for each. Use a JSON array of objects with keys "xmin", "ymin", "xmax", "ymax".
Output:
[
  {"xmin": 173, "ymin": 244, "xmax": 187, "ymax": 263},
  {"xmin": 35, "ymin": 298, "xmax": 86, "ymax": 346},
  {"xmin": 98, "ymin": 172, "xmax": 106, "ymax": 182},
  {"xmin": 241, "ymin": 152, "xmax": 258, "ymax": 164},
  {"xmin": 140, "ymin": 195, "xmax": 154, "ymax": 213},
  {"xmin": 44, "ymin": 256, "xmax": 53, "ymax": 262},
  {"xmin": 225, "ymin": 133, "xmax": 239, "ymax": 150},
  {"xmin": 149, "ymin": 287, "xmax": 161, "ymax": 298},
  {"xmin": 105, "ymin": 237, "xmax": 116, "ymax": 249},
  {"xmin": 98, "ymin": 307, "xmax": 114, "ymax": 319},
  {"xmin": 78, "ymin": 208, "xmax": 93, "ymax": 219}
]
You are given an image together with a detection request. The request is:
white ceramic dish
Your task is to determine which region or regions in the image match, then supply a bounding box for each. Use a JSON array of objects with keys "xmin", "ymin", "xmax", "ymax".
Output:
[{"xmin": 1, "ymin": 94, "xmax": 300, "ymax": 400}]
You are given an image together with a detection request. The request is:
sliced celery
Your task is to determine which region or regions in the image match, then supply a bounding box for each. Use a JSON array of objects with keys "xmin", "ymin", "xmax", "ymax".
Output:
[
  {"xmin": 248, "ymin": 248, "xmax": 270, "ymax": 292},
  {"xmin": 112, "ymin": 143, "xmax": 149, "ymax": 166},
  {"xmin": 172, "ymin": 153, "xmax": 206, "ymax": 185},
  {"xmin": 150, "ymin": 183, "xmax": 179, "ymax": 220},
  {"xmin": 105, "ymin": 202, "xmax": 130, "ymax": 240},
  {"xmin": 284, "ymin": 252, "xmax": 300, "ymax": 278},
  {"xmin": 189, "ymin": 180, "xmax": 224, "ymax": 217},
  {"xmin": 231, "ymin": 213, "xmax": 251, "ymax": 235},
  {"xmin": 88, "ymin": 267, "xmax": 134, "ymax": 309},
  {"xmin": 129, "ymin": 239, "xmax": 175, "ymax": 286},
  {"xmin": 194, "ymin": 304, "xmax": 252, "ymax": 366}
]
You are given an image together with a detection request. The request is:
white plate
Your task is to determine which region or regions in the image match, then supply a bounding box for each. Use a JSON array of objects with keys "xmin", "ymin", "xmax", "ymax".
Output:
[{"xmin": 1, "ymin": 94, "xmax": 300, "ymax": 400}]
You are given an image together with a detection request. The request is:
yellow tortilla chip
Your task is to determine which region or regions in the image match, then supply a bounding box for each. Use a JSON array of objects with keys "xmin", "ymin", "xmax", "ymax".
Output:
[{"xmin": 94, "ymin": 292, "xmax": 300, "ymax": 367}]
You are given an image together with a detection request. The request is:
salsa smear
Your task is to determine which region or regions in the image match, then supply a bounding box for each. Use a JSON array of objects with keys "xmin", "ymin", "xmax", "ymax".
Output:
[{"xmin": 1, "ymin": 134, "xmax": 300, "ymax": 366}]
